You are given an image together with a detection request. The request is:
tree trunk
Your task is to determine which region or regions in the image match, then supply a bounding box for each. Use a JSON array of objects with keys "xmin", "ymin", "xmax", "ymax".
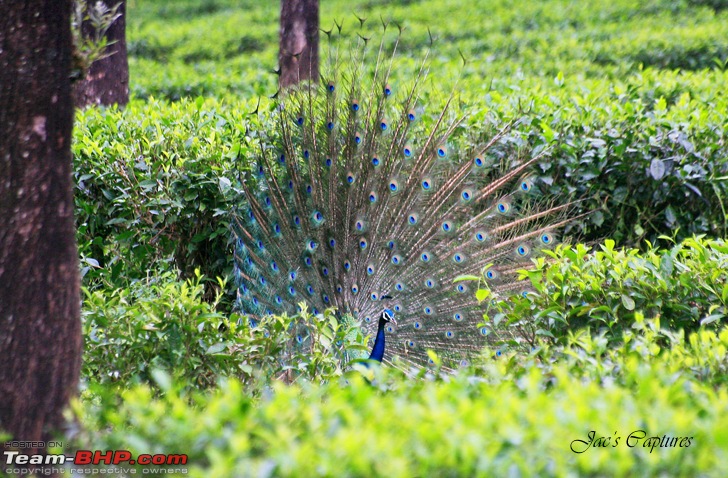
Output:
[
  {"xmin": 73, "ymin": 0, "xmax": 129, "ymax": 107},
  {"xmin": 279, "ymin": 0, "xmax": 319, "ymax": 88},
  {"xmin": 0, "ymin": 0, "xmax": 83, "ymax": 464}
]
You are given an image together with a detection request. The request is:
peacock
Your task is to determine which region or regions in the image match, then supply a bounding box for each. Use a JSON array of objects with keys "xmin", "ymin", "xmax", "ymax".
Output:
[{"xmin": 231, "ymin": 18, "xmax": 582, "ymax": 370}]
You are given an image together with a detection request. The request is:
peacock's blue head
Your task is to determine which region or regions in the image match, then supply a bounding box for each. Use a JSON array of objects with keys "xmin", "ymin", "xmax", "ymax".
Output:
[{"xmin": 382, "ymin": 308, "xmax": 396, "ymax": 325}]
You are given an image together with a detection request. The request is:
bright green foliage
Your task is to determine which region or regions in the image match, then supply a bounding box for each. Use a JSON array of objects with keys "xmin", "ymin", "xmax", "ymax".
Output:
[
  {"xmin": 73, "ymin": 0, "xmax": 728, "ymax": 296},
  {"xmin": 73, "ymin": 98, "xmax": 257, "ymax": 300},
  {"xmin": 124, "ymin": 0, "xmax": 728, "ymax": 100},
  {"xmin": 76, "ymin": 320, "xmax": 728, "ymax": 477},
  {"xmin": 485, "ymin": 237, "xmax": 728, "ymax": 347},
  {"xmin": 72, "ymin": 89, "xmax": 728, "ymax": 301},
  {"xmin": 82, "ymin": 271, "xmax": 367, "ymax": 392},
  {"xmin": 67, "ymin": 1, "xmax": 728, "ymax": 474}
]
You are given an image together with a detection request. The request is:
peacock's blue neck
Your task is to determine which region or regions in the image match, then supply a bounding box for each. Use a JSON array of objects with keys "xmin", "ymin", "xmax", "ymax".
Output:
[{"xmin": 368, "ymin": 318, "xmax": 387, "ymax": 362}]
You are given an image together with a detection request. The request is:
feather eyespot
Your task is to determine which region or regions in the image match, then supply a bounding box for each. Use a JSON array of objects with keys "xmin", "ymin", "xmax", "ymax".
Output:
[{"xmin": 497, "ymin": 202, "xmax": 510, "ymax": 214}]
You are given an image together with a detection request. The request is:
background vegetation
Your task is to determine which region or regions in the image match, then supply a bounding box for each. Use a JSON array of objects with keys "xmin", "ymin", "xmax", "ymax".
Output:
[{"xmin": 70, "ymin": 0, "xmax": 728, "ymax": 476}]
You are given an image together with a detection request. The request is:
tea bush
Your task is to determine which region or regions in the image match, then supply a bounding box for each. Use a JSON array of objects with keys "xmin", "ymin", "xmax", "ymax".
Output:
[
  {"xmin": 484, "ymin": 237, "xmax": 728, "ymax": 347},
  {"xmin": 82, "ymin": 270, "xmax": 367, "ymax": 392},
  {"xmin": 75, "ymin": 320, "xmax": 728, "ymax": 477}
]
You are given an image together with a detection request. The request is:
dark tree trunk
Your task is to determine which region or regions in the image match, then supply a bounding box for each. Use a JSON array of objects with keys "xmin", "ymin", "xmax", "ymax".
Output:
[
  {"xmin": 279, "ymin": 0, "xmax": 319, "ymax": 88},
  {"xmin": 0, "ymin": 0, "xmax": 83, "ymax": 462},
  {"xmin": 73, "ymin": 0, "xmax": 129, "ymax": 107}
]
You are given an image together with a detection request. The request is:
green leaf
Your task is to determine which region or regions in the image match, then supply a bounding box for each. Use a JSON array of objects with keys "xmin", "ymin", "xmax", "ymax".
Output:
[
  {"xmin": 205, "ymin": 343, "xmax": 227, "ymax": 355},
  {"xmin": 475, "ymin": 288, "xmax": 490, "ymax": 302},
  {"xmin": 621, "ymin": 294, "xmax": 635, "ymax": 311}
]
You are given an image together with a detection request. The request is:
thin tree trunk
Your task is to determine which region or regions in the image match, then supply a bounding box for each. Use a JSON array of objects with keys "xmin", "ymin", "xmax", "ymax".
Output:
[
  {"xmin": 0, "ymin": 0, "xmax": 83, "ymax": 465},
  {"xmin": 73, "ymin": 0, "xmax": 129, "ymax": 107},
  {"xmin": 279, "ymin": 0, "xmax": 319, "ymax": 88}
]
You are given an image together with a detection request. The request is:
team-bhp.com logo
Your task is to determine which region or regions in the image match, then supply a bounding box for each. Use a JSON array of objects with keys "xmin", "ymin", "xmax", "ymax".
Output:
[{"xmin": 4, "ymin": 449, "xmax": 188, "ymax": 475}]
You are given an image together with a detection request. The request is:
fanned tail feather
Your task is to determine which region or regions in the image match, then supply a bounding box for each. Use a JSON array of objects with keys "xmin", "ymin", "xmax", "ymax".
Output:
[{"xmin": 231, "ymin": 18, "xmax": 581, "ymax": 369}]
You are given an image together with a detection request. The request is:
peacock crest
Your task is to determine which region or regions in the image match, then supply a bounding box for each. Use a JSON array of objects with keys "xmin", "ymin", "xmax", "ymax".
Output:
[{"xmin": 231, "ymin": 18, "xmax": 582, "ymax": 370}]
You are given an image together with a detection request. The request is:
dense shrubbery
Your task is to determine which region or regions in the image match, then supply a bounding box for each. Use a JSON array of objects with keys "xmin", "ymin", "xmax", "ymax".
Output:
[
  {"xmin": 72, "ymin": 98, "xmax": 257, "ymax": 302},
  {"xmin": 70, "ymin": 0, "xmax": 728, "ymax": 301},
  {"xmin": 73, "ymin": 88, "xmax": 728, "ymax": 304},
  {"xmin": 75, "ymin": 319, "xmax": 728, "ymax": 477},
  {"xmin": 485, "ymin": 237, "xmax": 728, "ymax": 348},
  {"xmin": 82, "ymin": 271, "xmax": 366, "ymax": 392},
  {"xmin": 65, "ymin": 0, "xmax": 728, "ymax": 475}
]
